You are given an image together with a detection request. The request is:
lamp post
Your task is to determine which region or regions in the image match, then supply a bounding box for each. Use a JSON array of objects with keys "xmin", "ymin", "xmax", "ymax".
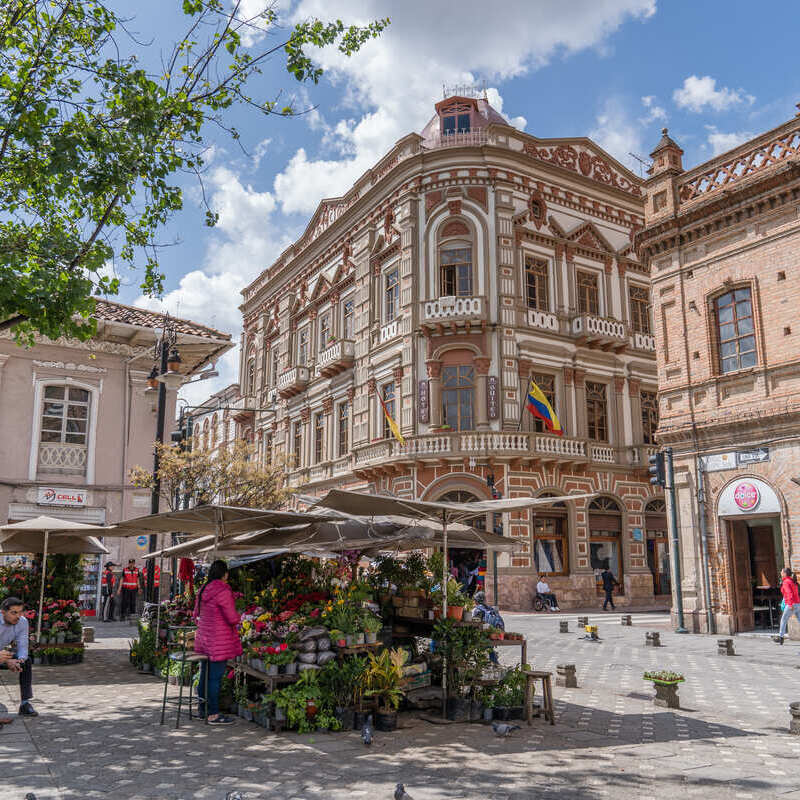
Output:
[{"xmin": 144, "ymin": 315, "xmax": 184, "ymax": 603}]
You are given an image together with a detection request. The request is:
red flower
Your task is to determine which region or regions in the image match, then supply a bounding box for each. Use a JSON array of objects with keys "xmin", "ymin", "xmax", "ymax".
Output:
[
  {"xmin": 310, "ymin": 608, "xmax": 320, "ymax": 618},
  {"xmin": 279, "ymin": 642, "xmax": 288, "ymax": 652},
  {"xmin": 266, "ymin": 646, "xmax": 276, "ymax": 655}
]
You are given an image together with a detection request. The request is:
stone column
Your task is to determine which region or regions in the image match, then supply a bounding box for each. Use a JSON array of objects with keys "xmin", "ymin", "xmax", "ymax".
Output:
[
  {"xmin": 613, "ymin": 376, "xmax": 626, "ymax": 449},
  {"xmin": 300, "ymin": 406, "xmax": 311, "ymax": 468},
  {"xmin": 367, "ymin": 377, "xmax": 377, "ymax": 440},
  {"xmin": 473, "ymin": 356, "xmax": 491, "ymax": 430},
  {"xmin": 426, "ymin": 360, "xmax": 442, "ymax": 428},
  {"xmin": 565, "ymin": 246, "xmax": 576, "ymax": 313},
  {"xmin": 617, "ymin": 261, "xmax": 629, "ymax": 326},
  {"xmin": 329, "ymin": 292, "xmax": 340, "ymax": 340},
  {"xmin": 562, "ymin": 367, "xmax": 575, "ymax": 438},
  {"xmin": 603, "ymin": 257, "xmax": 615, "ymax": 318},
  {"xmin": 628, "ymin": 378, "xmax": 642, "ymax": 448},
  {"xmin": 553, "ymin": 244, "xmax": 566, "ymax": 315},
  {"xmin": 393, "ymin": 365, "xmax": 405, "ymax": 433},
  {"xmin": 573, "ymin": 369, "xmax": 587, "ymax": 439},
  {"xmin": 322, "ymin": 396, "xmax": 333, "ymax": 462}
]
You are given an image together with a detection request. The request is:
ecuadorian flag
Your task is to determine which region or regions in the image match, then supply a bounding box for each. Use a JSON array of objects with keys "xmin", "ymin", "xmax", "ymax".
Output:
[
  {"xmin": 525, "ymin": 377, "xmax": 563, "ymax": 436},
  {"xmin": 378, "ymin": 392, "xmax": 405, "ymax": 445}
]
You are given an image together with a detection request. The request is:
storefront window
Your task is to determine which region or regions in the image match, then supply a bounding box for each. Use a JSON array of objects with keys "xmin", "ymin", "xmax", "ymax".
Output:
[
  {"xmin": 533, "ymin": 518, "xmax": 567, "ymax": 575},
  {"xmin": 589, "ymin": 496, "xmax": 623, "ymax": 592}
]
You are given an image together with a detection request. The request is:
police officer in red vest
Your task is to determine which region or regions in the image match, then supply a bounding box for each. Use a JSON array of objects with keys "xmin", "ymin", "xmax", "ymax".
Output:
[
  {"xmin": 117, "ymin": 559, "xmax": 142, "ymax": 618},
  {"xmin": 101, "ymin": 561, "xmax": 118, "ymax": 622}
]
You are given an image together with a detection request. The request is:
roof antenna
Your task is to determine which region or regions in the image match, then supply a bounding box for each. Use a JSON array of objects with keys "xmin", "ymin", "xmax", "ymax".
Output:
[{"xmin": 628, "ymin": 152, "xmax": 651, "ymax": 177}]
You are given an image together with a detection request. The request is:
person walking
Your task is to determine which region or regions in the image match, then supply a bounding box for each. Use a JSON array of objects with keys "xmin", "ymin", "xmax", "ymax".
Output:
[
  {"xmin": 0, "ymin": 597, "xmax": 38, "ymax": 717},
  {"xmin": 118, "ymin": 559, "xmax": 142, "ymax": 619},
  {"xmin": 601, "ymin": 567, "xmax": 619, "ymax": 611},
  {"xmin": 774, "ymin": 567, "xmax": 800, "ymax": 645},
  {"xmin": 193, "ymin": 560, "xmax": 241, "ymax": 725},
  {"xmin": 101, "ymin": 562, "xmax": 118, "ymax": 622}
]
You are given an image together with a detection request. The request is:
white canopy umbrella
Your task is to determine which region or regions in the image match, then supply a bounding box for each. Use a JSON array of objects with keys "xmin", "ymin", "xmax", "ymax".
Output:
[{"xmin": 0, "ymin": 516, "xmax": 110, "ymax": 640}]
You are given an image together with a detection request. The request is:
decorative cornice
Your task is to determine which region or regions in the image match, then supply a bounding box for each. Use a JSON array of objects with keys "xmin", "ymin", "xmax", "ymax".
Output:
[{"xmin": 32, "ymin": 360, "xmax": 107, "ymax": 374}]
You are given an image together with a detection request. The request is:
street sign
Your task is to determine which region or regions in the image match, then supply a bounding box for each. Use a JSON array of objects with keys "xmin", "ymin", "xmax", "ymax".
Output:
[
  {"xmin": 737, "ymin": 448, "xmax": 769, "ymax": 465},
  {"xmin": 702, "ymin": 452, "xmax": 736, "ymax": 472},
  {"xmin": 632, "ymin": 527, "xmax": 643, "ymax": 542}
]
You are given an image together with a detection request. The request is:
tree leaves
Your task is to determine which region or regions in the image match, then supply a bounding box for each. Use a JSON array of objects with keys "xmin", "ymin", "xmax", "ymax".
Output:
[{"xmin": 0, "ymin": 1, "xmax": 388, "ymax": 343}]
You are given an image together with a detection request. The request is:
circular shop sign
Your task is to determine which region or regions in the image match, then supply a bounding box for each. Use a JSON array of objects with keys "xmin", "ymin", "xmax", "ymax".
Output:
[
  {"xmin": 733, "ymin": 482, "xmax": 760, "ymax": 511},
  {"xmin": 136, "ymin": 535, "xmax": 148, "ymax": 549}
]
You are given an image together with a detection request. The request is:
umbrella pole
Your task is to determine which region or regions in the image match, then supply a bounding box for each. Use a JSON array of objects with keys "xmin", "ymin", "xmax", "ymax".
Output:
[
  {"xmin": 442, "ymin": 510, "xmax": 448, "ymax": 718},
  {"xmin": 37, "ymin": 531, "xmax": 49, "ymax": 641}
]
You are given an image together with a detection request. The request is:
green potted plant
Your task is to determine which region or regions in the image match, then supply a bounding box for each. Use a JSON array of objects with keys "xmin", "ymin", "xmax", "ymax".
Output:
[
  {"xmin": 491, "ymin": 665, "xmax": 528, "ymax": 720},
  {"xmin": 362, "ymin": 648, "xmax": 405, "ymax": 731},
  {"xmin": 362, "ymin": 612, "xmax": 382, "ymax": 644},
  {"xmin": 643, "ymin": 670, "xmax": 684, "ymax": 709},
  {"xmin": 320, "ymin": 656, "xmax": 366, "ymax": 731},
  {"xmin": 445, "ymin": 578, "xmax": 468, "ymax": 620}
]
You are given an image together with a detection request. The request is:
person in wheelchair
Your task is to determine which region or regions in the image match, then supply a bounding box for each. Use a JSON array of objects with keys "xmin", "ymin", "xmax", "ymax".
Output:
[{"xmin": 535, "ymin": 577, "xmax": 560, "ymax": 611}]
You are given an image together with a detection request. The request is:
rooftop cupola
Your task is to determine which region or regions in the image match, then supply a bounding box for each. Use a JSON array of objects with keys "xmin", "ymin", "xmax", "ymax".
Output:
[{"xmin": 648, "ymin": 128, "xmax": 684, "ymax": 177}]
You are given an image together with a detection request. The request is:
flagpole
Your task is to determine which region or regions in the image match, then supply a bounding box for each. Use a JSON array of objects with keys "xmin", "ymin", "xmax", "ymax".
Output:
[{"xmin": 518, "ymin": 373, "xmax": 530, "ymax": 432}]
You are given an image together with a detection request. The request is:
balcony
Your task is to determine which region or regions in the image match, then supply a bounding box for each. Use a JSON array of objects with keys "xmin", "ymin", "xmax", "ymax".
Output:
[
  {"xmin": 230, "ymin": 394, "xmax": 256, "ymax": 423},
  {"xmin": 422, "ymin": 130, "xmax": 490, "ymax": 150},
  {"xmin": 533, "ymin": 434, "xmax": 587, "ymax": 463},
  {"xmin": 317, "ymin": 339, "xmax": 355, "ymax": 378},
  {"xmin": 527, "ymin": 309, "xmax": 559, "ymax": 332},
  {"xmin": 422, "ymin": 296, "xmax": 485, "ymax": 334},
  {"xmin": 379, "ymin": 319, "xmax": 399, "ymax": 344},
  {"xmin": 309, "ymin": 462, "xmax": 331, "ymax": 483},
  {"xmin": 277, "ymin": 366, "xmax": 310, "ymax": 398},
  {"xmin": 571, "ymin": 313, "xmax": 628, "ymax": 352},
  {"xmin": 37, "ymin": 443, "xmax": 87, "ymax": 476},
  {"xmin": 632, "ymin": 331, "xmax": 656, "ymax": 352}
]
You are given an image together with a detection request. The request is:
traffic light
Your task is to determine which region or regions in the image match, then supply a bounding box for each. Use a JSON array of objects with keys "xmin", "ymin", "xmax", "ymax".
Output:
[{"xmin": 648, "ymin": 451, "xmax": 666, "ymax": 487}]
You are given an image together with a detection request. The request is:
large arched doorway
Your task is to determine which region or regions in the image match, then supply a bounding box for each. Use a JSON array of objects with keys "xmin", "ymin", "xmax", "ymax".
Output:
[
  {"xmin": 645, "ymin": 499, "xmax": 670, "ymax": 595},
  {"xmin": 588, "ymin": 496, "xmax": 623, "ymax": 593},
  {"xmin": 532, "ymin": 493, "xmax": 568, "ymax": 576}
]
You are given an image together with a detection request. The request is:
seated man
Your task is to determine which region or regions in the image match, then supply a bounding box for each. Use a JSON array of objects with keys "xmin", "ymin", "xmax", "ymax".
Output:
[
  {"xmin": 536, "ymin": 578, "xmax": 560, "ymax": 611},
  {"xmin": 0, "ymin": 597, "xmax": 38, "ymax": 717},
  {"xmin": 0, "ymin": 648, "xmax": 14, "ymax": 725}
]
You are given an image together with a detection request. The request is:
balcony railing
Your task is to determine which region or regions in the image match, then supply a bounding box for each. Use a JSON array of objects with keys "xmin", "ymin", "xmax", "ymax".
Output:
[
  {"xmin": 632, "ymin": 331, "xmax": 656, "ymax": 351},
  {"xmin": 277, "ymin": 366, "xmax": 310, "ymax": 398},
  {"xmin": 230, "ymin": 394, "xmax": 256, "ymax": 422},
  {"xmin": 379, "ymin": 319, "xmax": 399, "ymax": 343},
  {"xmin": 571, "ymin": 313, "xmax": 627, "ymax": 349},
  {"xmin": 317, "ymin": 339, "xmax": 355, "ymax": 377},
  {"xmin": 534, "ymin": 434, "xmax": 586, "ymax": 460},
  {"xmin": 527, "ymin": 309, "xmax": 559, "ymax": 332},
  {"xmin": 38, "ymin": 443, "xmax": 87, "ymax": 476},
  {"xmin": 422, "ymin": 130, "xmax": 490, "ymax": 150},
  {"xmin": 423, "ymin": 296, "xmax": 484, "ymax": 322}
]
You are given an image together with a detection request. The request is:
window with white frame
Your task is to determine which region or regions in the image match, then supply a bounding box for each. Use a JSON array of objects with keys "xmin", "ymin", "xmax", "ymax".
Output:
[
  {"xmin": 577, "ymin": 269, "xmax": 600, "ymax": 315},
  {"xmin": 440, "ymin": 247, "xmax": 473, "ymax": 297},
  {"xmin": 297, "ymin": 327, "xmax": 309, "ymax": 366},
  {"xmin": 319, "ymin": 313, "xmax": 331, "ymax": 351},
  {"xmin": 271, "ymin": 349, "xmax": 279, "ymax": 387},
  {"xmin": 292, "ymin": 421, "xmax": 303, "ymax": 468},
  {"xmin": 525, "ymin": 256, "xmax": 549, "ymax": 311},
  {"xmin": 343, "ymin": 299, "xmax": 354, "ymax": 340},
  {"xmin": 338, "ymin": 401, "xmax": 350, "ymax": 457},
  {"xmin": 385, "ymin": 269, "xmax": 399, "ymax": 322},
  {"xmin": 38, "ymin": 385, "xmax": 91, "ymax": 475}
]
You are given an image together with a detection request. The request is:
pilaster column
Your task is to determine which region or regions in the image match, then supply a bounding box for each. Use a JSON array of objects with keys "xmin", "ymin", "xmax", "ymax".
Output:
[
  {"xmin": 617, "ymin": 261, "xmax": 629, "ymax": 325},
  {"xmin": 393, "ymin": 365, "xmax": 405, "ymax": 433},
  {"xmin": 562, "ymin": 367, "xmax": 575, "ymax": 438},
  {"xmin": 426, "ymin": 360, "xmax": 442, "ymax": 428},
  {"xmin": 367, "ymin": 377, "xmax": 377, "ymax": 440},
  {"xmin": 573, "ymin": 369, "xmax": 587, "ymax": 439},
  {"xmin": 565, "ymin": 247, "xmax": 576, "ymax": 313},
  {"xmin": 553, "ymin": 244, "xmax": 566, "ymax": 315},
  {"xmin": 603, "ymin": 257, "xmax": 615, "ymax": 318},
  {"xmin": 628, "ymin": 378, "xmax": 643, "ymax": 446},
  {"xmin": 330, "ymin": 292, "xmax": 340, "ymax": 339},
  {"xmin": 613, "ymin": 376, "xmax": 626, "ymax": 448},
  {"xmin": 473, "ymin": 356, "xmax": 491, "ymax": 430},
  {"xmin": 300, "ymin": 406, "xmax": 311, "ymax": 468},
  {"xmin": 322, "ymin": 396, "xmax": 333, "ymax": 462}
]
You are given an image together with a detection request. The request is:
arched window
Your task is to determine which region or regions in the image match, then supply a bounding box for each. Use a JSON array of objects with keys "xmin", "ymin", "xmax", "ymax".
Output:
[
  {"xmin": 439, "ymin": 220, "xmax": 472, "ymax": 297},
  {"xmin": 439, "ymin": 490, "xmax": 485, "ymax": 531},
  {"xmin": 202, "ymin": 419, "xmax": 209, "ymax": 450},
  {"xmin": 713, "ymin": 285, "xmax": 756, "ymax": 374},
  {"xmin": 533, "ymin": 492, "xmax": 568, "ymax": 576},
  {"xmin": 588, "ymin": 496, "xmax": 623, "ymax": 590},
  {"xmin": 246, "ymin": 351, "xmax": 256, "ymax": 396},
  {"xmin": 210, "ymin": 413, "xmax": 218, "ymax": 448}
]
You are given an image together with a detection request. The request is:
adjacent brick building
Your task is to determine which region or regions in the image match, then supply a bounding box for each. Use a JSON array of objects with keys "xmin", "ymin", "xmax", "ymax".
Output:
[
  {"xmin": 234, "ymin": 92, "xmax": 664, "ymax": 610},
  {"xmin": 637, "ymin": 118, "xmax": 800, "ymax": 634}
]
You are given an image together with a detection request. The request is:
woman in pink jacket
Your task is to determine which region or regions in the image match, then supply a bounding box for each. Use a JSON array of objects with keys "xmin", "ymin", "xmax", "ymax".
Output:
[
  {"xmin": 194, "ymin": 560, "xmax": 242, "ymax": 724},
  {"xmin": 774, "ymin": 567, "xmax": 800, "ymax": 645}
]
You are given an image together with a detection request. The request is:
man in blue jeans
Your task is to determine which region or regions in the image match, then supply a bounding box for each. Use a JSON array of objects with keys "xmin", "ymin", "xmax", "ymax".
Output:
[{"xmin": 0, "ymin": 597, "xmax": 38, "ymax": 717}]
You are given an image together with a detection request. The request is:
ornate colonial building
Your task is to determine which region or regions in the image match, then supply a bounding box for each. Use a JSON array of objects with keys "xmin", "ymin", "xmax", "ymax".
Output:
[
  {"xmin": 638, "ymin": 117, "xmax": 800, "ymax": 635},
  {"xmin": 236, "ymin": 92, "xmax": 663, "ymax": 609}
]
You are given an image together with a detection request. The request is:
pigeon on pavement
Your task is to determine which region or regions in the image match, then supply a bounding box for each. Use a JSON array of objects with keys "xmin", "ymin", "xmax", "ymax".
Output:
[
  {"xmin": 394, "ymin": 783, "xmax": 415, "ymax": 799},
  {"xmin": 362, "ymin": 714, "xmax": 373, "ymax": 745},
  {"xmin": 25, "ymin": 795, "xmax": 37, "ymax": 800},
  {"xmin": 225, "ymin": 792, "xmax": 244, "ymax": 800},
  {"xmin": 492, "ymin": 721, "xmax": 521, "ymax": 737}
]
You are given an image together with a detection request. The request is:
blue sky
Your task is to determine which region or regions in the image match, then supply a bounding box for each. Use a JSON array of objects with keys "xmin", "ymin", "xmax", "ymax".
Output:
[{"xmin": 109, "ymin": 0, "xmax": 800, "ymax": 404}]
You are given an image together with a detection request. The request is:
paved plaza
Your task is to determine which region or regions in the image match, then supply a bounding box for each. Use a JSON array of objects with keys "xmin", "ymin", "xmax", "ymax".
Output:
[{"xmin": 2, "ymin": 612, "xmax": 800, "ymax": 800}]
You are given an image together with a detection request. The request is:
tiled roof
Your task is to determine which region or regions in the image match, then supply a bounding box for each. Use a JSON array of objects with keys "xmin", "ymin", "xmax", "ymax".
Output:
[{"xmin": 93, "ymin": 300, "xmax": 232, "ymax": 341}]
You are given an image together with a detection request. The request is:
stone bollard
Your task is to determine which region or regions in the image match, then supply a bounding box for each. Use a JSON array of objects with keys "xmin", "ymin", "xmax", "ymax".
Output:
[
  {"xmin": 790, "ymin": 702, "xmax": 800, "ymax": 735},
  {"xmin": 82, "ymin": 627, "xmax": 94, "ymax": 643},
  {"xmin": 620, "ymin": 614, "xmax": 632, "ymax": 626},
  {"xmin": 577, "ymin": 616, "xmax": 589, "ymax": 627},
  {"xmin": 645, "ymin": 631, "xmax": 661, "ymax": 647},
  {"xmin": 717, "ymin": 638, "xmax": 735, "ymax": 656},
  {"xmin": 653, "ymin": 682, "xmax": 680, "ymax": 709},
  {"xmin": 559, "ymin": 620, "xmax": 569, "ymax": 633},
  {"xmin": 556, "ymin": 663, "xmax": 578, "ymax": 688}
]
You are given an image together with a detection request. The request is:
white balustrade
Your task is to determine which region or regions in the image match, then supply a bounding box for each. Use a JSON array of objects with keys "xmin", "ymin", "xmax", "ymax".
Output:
[
  {"xmin": 38, "ymin": 443, "xmax": 87, "ymax": 475},
  {"xmin": 379, "ymin": 320, "xmax": 399, "ymax": 343},
  {"xmin": 354, "ymin": 441, "xmax": 392, "ymax": 465},
  {"xmin": 394, "ymin": 435, "xmax": 452, "ymax": 458},
  {"xmin": 572, "ymin": 314, "xmax": 626, "ymax": 340},
  {"xmin": 534, "ymin": 435, "xmax": 586, "ymax": 458},
  {"xmin": 277, "ymin": 366, "xmax": 310, "ymax": 392},
  {"xmin": 309, "ymin": 464, "xmax": 331, "ymax": 482},
  {"xmin": 633, "ymin": 332, "xmax": 656, "ymax": 351},
  {"xmin": 459, "ymin": 432, "xmax": 531, "ymax": 453},
  {"xmin": 318, "ymin": 339, "xmax": 355, "ymax": 370},
  {"xmin": 591, "ymin": 445, "xmax": 616, "ymax": 464},
  {"xmin": 424, "ymin": 296, "xmax": 483, "ymax": 321},
  {"xmin": 423, "ymin": 130, "xmax": 490, "ymax": 150},
  {"xmin": 332, "ymin": 457, "xmax": 352, "ymax": 475},
  {"xmin": 527, "ymin": 309, "xmax": 559, "ymax": 332}
]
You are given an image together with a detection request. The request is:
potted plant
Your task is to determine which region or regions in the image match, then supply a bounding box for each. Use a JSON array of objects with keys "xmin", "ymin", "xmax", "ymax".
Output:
[
  {"xmin": 363, "ymin": 648, "xmax": 405, "ymax": 731},
  {"xmin": 643, "ymin": 670, "xmax": 684, "ymax": 709},
  {"xmin": 262, "ymin": 643, "xmax": 294, "ymax": 676},
  {"xmin": 445, "ymin": 578, "xmax": 468, "ymax": 620},
  {"xmin": 330, "ymin": 629, "xmax": 347, "ymax": 648},
  {"xmin": 320, "ymin": 656, "xmax": 366, "ymax": 731},
  {"xmin": 433, "ymin": 618, "xmax": 490, "ymax": 721},
  {"xmin": 490, "ymin": 666, "xmax": 527, "ymax": 720},
  {"xmin": 363, "ymin": 613, "xmax": 382, "ymax": 645}
]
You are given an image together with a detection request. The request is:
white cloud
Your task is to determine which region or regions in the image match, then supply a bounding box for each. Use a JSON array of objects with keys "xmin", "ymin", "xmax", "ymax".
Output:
[
  {"xmin": 590, "ymin": 97, "xmax": 646, "ymax": 172},
  {"xmin": 673, "ymin": 75, "xmax": 755, "ymax": 113},
  {"xmin": 705, "ymin": 126, "xmax": 753, "ymax": 156},
  {"xmin": 251, "ymin": 137, "xmax": 272, "ymax": 168},
  {"xmin": 270, "ymin": 0, "xmax": 657, "ymax": 214},
  {"xmin": 640, "ymin": 95, "xmax": 667, "ymax": 124}
]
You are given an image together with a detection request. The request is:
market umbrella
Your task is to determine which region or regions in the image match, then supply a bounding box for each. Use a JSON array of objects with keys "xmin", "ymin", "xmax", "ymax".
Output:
[{"xmin": 0, "ymin": 517, "xmax": 110, "ymax": 640}]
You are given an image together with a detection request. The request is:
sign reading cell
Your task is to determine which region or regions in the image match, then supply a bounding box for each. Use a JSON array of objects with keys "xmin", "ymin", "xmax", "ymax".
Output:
[
  {"xmin": 733, "ymin": 482, "xmax": 760, "ymax": 511},
  {"xmin": 37, "ymin": 487, "xmax": 86, "ymax": 507}
]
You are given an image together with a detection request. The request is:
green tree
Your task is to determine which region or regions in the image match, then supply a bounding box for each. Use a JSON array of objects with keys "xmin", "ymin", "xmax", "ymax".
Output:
[{"xmin": 0, "ymin": 1, "xmax": 388, "ymax": 343}]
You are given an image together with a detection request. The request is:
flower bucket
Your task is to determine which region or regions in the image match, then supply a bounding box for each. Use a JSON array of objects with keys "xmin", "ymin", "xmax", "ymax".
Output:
[
  {"xmin": 446, "ymin": 606, "xmax": 463, "ymax": 620},
  {"xmin": 266, "ymin": 664, "xmax": 279, "ymax": 676},
  {"xmin": 284, "ymin": 661, "xmax": 297, "ymax": 675},
  {"xmin": 365, "ymin": 632, "xmax": 377, "ymax": 645},
  {"xmin": 345, "ymin": 634, "xmax": 355, "ymax": 647},
  {"xmin": 334, "ymin": 706, "xmax": 355, "ymax": 731},
  {"xmin": 354, "ymin": 632, "xmax": 365, "ymax": 645},
  {"xmin": 375, "ymin": 710, "xmax": 397, "ymax": 732}
]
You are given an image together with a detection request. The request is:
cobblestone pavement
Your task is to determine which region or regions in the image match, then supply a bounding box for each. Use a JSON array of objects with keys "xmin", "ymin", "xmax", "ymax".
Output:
[{"xmin": 2, "ymin": 612, "xmax": 800, "ymax": 800}]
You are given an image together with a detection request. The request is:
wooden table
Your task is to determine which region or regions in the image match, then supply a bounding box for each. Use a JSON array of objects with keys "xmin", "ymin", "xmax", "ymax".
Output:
[
  {"xmin": 524, "ymin": 669, "xmax": 554, "ymax": 725},
  {"xmin": 492, "ymin": 637, "xmax": 527, "ymax": 667}
]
